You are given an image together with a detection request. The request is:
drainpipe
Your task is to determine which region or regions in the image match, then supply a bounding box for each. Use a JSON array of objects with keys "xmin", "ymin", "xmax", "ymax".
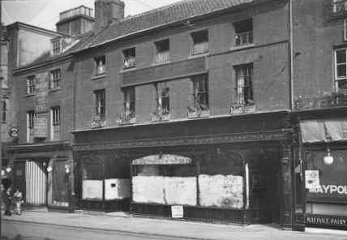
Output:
[{"xmin": 289, "ymin": 0, "xmax": 294, "ymax": 111}]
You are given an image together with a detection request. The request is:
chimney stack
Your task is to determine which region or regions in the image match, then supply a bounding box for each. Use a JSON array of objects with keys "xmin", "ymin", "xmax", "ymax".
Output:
[{"xmin": 95, "ymin": 0, "xmax": 125, "ymax": 31}]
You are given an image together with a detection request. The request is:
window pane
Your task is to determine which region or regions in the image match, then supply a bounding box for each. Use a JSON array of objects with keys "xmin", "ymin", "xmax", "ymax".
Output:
[
  {"xmin": 337, "ymin": 64, "xmax": 347, "ymax": 78},
  {"xmin": 336, "ymin": 50, "xmax": 346, "ymax": 64}
]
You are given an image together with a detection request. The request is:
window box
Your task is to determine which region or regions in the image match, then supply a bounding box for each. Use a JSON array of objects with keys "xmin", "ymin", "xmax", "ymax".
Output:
[
  {"xmin": 150, "ymin": 108, "xmax": 170, "ymax": 122},
  {"xmin": 117, "ymin": 110, "xmax": 136, "ymax": 125},
  {"xmin": 187, "ymin": 101, "xmax": 210, "ymax": 118},
  {"xmin": 230, "ymin": 103, "xmax": 256, "ymax": 115},
  {"xmin": 91, "ymin": 115, "xmax": 106, "ymax": 128}
]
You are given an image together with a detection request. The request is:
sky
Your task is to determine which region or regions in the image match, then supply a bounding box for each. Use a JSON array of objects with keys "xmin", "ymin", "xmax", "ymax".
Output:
[{"xmin": 2, "ymin": 0, "xmax": 181, "ymax": 31}]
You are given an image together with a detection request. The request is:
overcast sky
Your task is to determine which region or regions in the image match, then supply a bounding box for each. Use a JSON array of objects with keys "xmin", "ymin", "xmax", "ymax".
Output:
[{"xmin": 2, "ymin": 0, "xmax": 181, "ymax": 31}]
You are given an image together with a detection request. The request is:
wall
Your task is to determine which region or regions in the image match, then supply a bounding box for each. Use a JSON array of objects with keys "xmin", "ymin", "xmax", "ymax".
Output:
[
  {"xmin": 74, "ymin": 1, "xmax": 290, "ymax": 130},
  {"xmin": 293, "ymin": 0, "xmax": 343, "ymax": 98},
  {"xmin": 13, "ymin": 59, "xmax": 75, "ymax": 144}
]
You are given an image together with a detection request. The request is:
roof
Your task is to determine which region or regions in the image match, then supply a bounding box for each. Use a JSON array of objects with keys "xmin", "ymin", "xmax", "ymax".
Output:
[{"xmin": 84, "ymin": 0, "xmax": 255, "ymax": 49}]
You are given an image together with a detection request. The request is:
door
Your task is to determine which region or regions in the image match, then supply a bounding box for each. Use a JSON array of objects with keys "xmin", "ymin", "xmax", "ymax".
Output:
[{"xmin": 25, "ymin": 160, "xmax": 48, "ymax": 205}]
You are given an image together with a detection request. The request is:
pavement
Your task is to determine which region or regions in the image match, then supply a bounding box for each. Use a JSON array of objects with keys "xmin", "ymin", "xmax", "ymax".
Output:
[{"xmin": 1, "ymin": 208, "xmax": 347, "ymax": 240}]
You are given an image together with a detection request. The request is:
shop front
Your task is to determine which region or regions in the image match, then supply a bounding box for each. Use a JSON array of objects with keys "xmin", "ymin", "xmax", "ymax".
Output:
[
  {"xmin": 73, "ymin": 112, "xmax": 293, "ymax": 226},
  {"xmin": 293, "ymin": 110, "xmax": 347, "ymax": 231},
  {"xmin": 7, "ymin": 142, "xmax": 73, "ymax": 211}
]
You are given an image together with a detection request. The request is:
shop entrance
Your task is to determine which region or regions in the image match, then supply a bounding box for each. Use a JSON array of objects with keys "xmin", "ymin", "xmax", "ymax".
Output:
[{"xmin": 250, "ymin": 150, "xmax": 281, "ymax": 224}]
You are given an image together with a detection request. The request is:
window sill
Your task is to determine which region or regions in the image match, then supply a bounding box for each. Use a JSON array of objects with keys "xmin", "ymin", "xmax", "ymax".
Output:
[
  {"xmin": 187, "ymin": 110, "xmax": 210, "ymax": 119},
  {"xmin": 230, "ymin": 43, "xmax": 255, "ymax": 52},
  {"xmin": 120, "ymin": 66, "xmax": 137, "ymax": 73},
  {"xmin": 188, "ymin": 52, "xmax": 210, "ymax": 59},
  {"xmin": 25, "ymin": 93, "xmax": 36, "ymax": 98},
  {"xmin": 152, "ymin": 60, "xmax": 171, "ymax": 67},
  {"xmin": 92, "ymin": 73, "xmax": 106, "ymax": 80},
  {"xmin": 49, "ymin": 88, "xmax": 62, "ymax": 93},
  {"xmin": 230, "ymin": 104, "xmax": 256, "ymax": 115}
]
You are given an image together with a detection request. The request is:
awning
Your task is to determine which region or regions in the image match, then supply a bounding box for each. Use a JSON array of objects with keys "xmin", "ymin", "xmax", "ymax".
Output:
[
  {"xmin": 300, "ymin": 119, "xmax": 347, "ymax": 143},
  {"xmin": 132, "ymin": 154, "xmax": 193, "ymax": 165}
]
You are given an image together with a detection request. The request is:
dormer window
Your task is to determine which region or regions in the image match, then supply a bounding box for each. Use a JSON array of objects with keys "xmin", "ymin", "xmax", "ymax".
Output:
[
  {"xmin": 191, "ymin": 30, "xmax": 209, "ymax": 55},
  {"xmin": 52, "ymin": 39, "xmax": 61, "ymax": 55},
  {"xmin": 122, "ymin": 47, "xmax": 136, "ymax": 69},
  {"xmin": 95, "ymin": 56, "xmax": 106, "ymax": 75},
  {"xmin": 154, "ymin": 39, "xmax": 170, "ymax": 63},
  {"xmin": 234, "ymin": 19, "xmax": 253, "ymax": 46}
]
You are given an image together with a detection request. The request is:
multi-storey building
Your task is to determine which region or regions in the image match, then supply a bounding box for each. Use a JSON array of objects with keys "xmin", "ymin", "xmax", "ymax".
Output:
[
  {"xmin": 291, "ymin": 0, "xmax": 347, "ymax": 231},
  {"xmin": 5, "ymin": 6, "xmax": 94, "ymax": 211},
  {"xmin": 72, "ymin": 0, "xmax": 293, "ymax": 227},
  {"xmin": 4, "ymin": 0, "xmax": 347, "ymax": 231}
]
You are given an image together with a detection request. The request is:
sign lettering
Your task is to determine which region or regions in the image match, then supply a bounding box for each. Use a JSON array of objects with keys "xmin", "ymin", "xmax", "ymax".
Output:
[{"xmin": 306, "ymin": 215, "xmax": 347, "ymax": 228}]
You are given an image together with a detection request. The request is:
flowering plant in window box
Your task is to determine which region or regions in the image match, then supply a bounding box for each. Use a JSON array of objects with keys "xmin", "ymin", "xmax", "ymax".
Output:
[
  {"xmin": 187, "ymin": 101, "xmax": 210, "ymax": 118},
  {"xmin": 230, "ymin": 101, "xmax": 256, "ymax": 115},
  {"xmin": 150, "ymin": 107, "xmax": 170, "ymax": 122},
  {"xmin": 117, "ymin": 109, "xmax": 136, "ymax": 125},
  {"xmin": 91, "ymin": 115, "xmax": 106, "ymax": 128}
]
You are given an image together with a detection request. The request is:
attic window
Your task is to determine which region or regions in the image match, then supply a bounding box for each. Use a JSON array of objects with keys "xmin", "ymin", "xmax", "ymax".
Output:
[
  {"xmin": 122, "ymin": 47, "xmax": 136, "ymax": 69},
  {"xmin": 52, "ymin": 39, "xmax": 61, "ymax": 55},
  {"xmin": 234, "ymin": 19, "xmax": 253, "ymax": 46},
  {"xmin": 191, "ymin": 30, "xmax": 209, "ymax": 55},
  {"xmin": 95, "ymin": 55, "xmax": 106, "ymax": 75},
  {"xmin": 154, "ymin": 39, "xmax": 170, "ymax": 63}
]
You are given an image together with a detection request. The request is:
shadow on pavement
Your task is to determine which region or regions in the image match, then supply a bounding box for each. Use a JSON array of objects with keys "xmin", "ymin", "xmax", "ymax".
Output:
[{"xmin": 1, "ymin": 235, "xmax": 54, "ymax": 240}]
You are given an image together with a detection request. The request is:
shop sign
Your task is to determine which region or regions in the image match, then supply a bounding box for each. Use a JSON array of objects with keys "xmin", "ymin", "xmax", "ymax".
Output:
[
  {"xmin": 171, "ymin": 205, "xmax": 184, "ymax": 218},
  {"xmin": 34, "ymin": 114, "xmax": 48, "ymax": 138},
  {"xmin": 132, "ymin": 154, "xmax": 193, "ymax": 165},
  {"xmin": 306, "ymin": 214, "xmax": 347, "ymax": 229}
]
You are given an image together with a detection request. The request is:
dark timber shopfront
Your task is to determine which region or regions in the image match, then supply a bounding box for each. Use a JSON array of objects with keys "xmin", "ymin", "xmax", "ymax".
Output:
[{"xmin": 72, "ymin": 111, "xmax": 292, "ymax": 227}]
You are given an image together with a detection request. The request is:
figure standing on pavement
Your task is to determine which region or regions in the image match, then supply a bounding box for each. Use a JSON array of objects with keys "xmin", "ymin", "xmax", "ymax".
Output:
[
  {"xmin": 13, "ymin": 187, "xmax": 23, "ymax": 215},
  {"xmin": 3, "ymin": 186, "xmax": 12, "ymax": 216}
]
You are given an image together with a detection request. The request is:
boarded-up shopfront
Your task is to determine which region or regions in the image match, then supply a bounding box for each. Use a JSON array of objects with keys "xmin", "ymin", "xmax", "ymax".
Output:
[{"xmin": 73, "ymin": 112, "xmax": 293, "ymax": 226}]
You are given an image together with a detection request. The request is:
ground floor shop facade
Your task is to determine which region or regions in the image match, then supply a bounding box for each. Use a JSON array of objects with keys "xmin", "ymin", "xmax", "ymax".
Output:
[
  {"xmin": 292, "ymin": 108, "xmax": 347, "ymax": 231},
  {"xmin": 6, "ymin": 141, "xmax": 73, "ymax": 211},
  {"xmin": 72, "ymin": 112, "xmax": 293, "ymax": 227}
]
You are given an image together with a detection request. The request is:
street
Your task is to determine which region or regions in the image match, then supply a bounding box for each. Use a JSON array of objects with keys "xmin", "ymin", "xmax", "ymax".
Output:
[
  {"xmin": 1, "ymin": 221, "xmax": 193, "ymax": 240},
  {"xmin": 2, "ymin": 218, "xmax": 347, "ymax": 240}
]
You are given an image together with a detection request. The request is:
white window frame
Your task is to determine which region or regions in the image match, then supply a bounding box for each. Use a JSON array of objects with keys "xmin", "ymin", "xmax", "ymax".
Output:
[
  {"xmin": 50, "ymin": 69, "xmax": 61, "ymax": 90},
  {"xmin": 27, "ymin": 111, "xmax": 35, "ymax": 143},
  {"xmin": 334, "ymin": 48, "xmax": 347, "ymax": 91},
  {"xmin": 50, "ymin": 106, "xmax": 61, "ymax": 141}
]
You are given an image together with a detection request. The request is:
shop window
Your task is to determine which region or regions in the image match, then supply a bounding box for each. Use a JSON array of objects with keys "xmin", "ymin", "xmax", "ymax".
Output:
[
  {"xmin": 50, "ymin": 106, "xmax": 60, "ymax": 141},
  {"xmin": 191, "ymin": 30, "xmax": 209, "ymax": 55},
  {"xmin": 94, "ymin": 55, "xmax": 106, "ymax": 75},
  {"xmin": 94, "ymin": 89, "xmax": 105, "ymax": 121},
  {"xmin": 234, "ymin": 63, "xmax": 254, "ymax": 106},
  {"xmin": 50, "ymin": 69, "xmax": 61, "ymax": 90},
  {"xmin": 154, "ymin": 39, "xmax": 170, "ymax": 63},
  {"xmin": 189, "ymin": 74, "xmax": 209, "ymax": 113},
  {"xmin": 335, "ymin": 48, "xmax": 347, "ymax": 90},
  {"xmin": 233, "ymin": 19, "xmax": 253, "ymax": 46},
  {"xmin": 26, "ymin": 75, "xmax": 36, "ymax": 94},
  {"xmin": 81, "ymin": 161, "xmax": 104, "ymax": 200},
  {"xmin": 27, "ymin": 110, "xmax": 35, "ymax": 143},
  {"xmin": 122, "ymin": 47, "xmax": 136, "ymax": 68}
]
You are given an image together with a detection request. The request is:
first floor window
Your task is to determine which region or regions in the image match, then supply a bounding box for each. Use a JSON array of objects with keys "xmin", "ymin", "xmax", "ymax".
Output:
[
  {"xmin": 124, "ymin": 87, "xmax": 135, "ymax": 114},
  {"xmin": 155, "ymin": 82, "xmax": 170, "ymax": 114},
  {"xmin": 51, "ymin": 106, "xmax": 61, "ymax": 141},
  {"xmin": 50, "ymin": 69, "xmax": 61, "ymax": 89},
  {"xmin": 94, "ymin": 89, "xmax": 106, "ymax": 120},
  {"xmin": 191, "ymin": 74, "xmax": 209, "ymax": 110},
  {"xmin": 234, "ymin": 63, "xmax": 254, "ymax": 105},
  {"xmin": 335, "ymin": 48, "xmax": 347, "ymax": 90},
  {"xmin": 27, "ymin": 111, "xmax": 35, "ymax": 142},
  {"xmin": 27, "ymin": 75, "xmax": 36, "ymax": 94}
]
